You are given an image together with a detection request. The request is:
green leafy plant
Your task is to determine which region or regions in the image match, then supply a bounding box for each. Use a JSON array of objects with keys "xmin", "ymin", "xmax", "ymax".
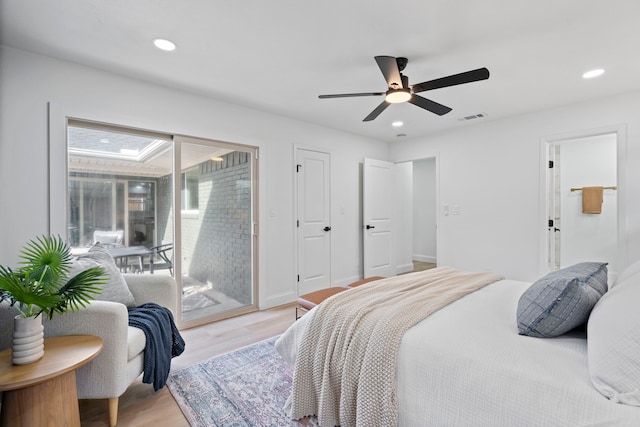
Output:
[{"xmin": 0, "ymin": 235, "xmax": 106, "ymax": 318}]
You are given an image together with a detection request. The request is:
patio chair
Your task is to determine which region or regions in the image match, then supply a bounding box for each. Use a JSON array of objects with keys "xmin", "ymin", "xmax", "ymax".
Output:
[{"xmin": 151, "ymin": 243, "xmax": 173, "ymax": 275}]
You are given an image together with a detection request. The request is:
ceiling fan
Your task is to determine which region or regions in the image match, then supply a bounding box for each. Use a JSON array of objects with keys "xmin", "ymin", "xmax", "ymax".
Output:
[{"xmin": 318, "ymin": 56, "xmax": 490, "ymax": 122}]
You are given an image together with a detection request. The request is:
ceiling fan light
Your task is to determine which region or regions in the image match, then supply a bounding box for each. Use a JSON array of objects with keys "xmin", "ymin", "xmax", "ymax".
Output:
[{"xmin": 385, "ymin": 90, "xmax": 412, "ymax": 104}]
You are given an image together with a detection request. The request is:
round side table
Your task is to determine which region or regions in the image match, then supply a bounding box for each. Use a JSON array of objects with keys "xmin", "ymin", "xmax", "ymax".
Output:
[{"xmin": 0, "ymin": 335, "xmax": 103, "ymax": 427}]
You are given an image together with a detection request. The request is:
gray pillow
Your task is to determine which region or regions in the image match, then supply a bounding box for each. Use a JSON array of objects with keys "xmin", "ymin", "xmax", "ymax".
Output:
[
  {"xmin": 516, "ymin": 262, "xmax": 608, "ymax": 337},
  {"xmin": 70, "ymin": 243, "xmax": 136, "ymax": 307}
]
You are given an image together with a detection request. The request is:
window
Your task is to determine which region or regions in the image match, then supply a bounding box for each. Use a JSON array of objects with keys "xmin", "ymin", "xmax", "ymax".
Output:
[
  {"xmin": 65, "ymin": 121, "xmax": 172, "ymax": 250},
  {"xmin": 181, "ymin": 167, "xmax": 199, "ymax": 212}
]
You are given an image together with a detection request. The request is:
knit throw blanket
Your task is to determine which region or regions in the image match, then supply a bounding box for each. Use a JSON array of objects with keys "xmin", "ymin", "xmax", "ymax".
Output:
[
  {"xmin": 128, "ymin": 302, "xmax": 186, "ymax": 391},
  {"xmin": 284, "ymin": 267, "xmax": 503, "ymax": 427}
]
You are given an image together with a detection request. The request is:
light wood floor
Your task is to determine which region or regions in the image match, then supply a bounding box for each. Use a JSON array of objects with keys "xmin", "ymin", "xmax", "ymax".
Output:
[
  {"xmin": 79, "ymin": 303, "xmax": 298, "ymax": 426},
  {"xmin": 412, "ymin": 260, "xmax": 437, "ymax": 272}
]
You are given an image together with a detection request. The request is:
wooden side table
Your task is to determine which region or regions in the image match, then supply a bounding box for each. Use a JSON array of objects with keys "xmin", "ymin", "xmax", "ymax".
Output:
[{"xmin": 0, "ymin": 335, "xmax": 103, "ymax": 427}]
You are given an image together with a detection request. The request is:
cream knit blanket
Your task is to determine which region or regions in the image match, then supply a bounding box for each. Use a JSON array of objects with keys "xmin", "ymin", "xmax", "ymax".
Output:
[{"xmin": 284, "ymin": 267, "xmax": 503, "ymax": 427}]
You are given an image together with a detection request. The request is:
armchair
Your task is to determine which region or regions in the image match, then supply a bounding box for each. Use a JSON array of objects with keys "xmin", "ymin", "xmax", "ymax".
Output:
[{"xmin": 0, "ymin": 273, "xmax": 178, "ymax": 427}]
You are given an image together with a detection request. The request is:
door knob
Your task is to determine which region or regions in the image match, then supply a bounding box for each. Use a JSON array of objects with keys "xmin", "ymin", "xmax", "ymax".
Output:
[
  {"xmin": 323, "ymin": 226, "xmax": 331, "ymax": 232},
  {"xmin": 366, "ymin": 225, "xmax": 375, "ymax": 230}
]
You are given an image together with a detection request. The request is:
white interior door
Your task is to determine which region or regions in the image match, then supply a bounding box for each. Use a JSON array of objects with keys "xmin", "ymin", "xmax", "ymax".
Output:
[
  {"xmin": 363, "ymin": 157, "xmax": 395, "ymax": 277},
  {"xmin": 297, "ymin": 149, "xmax": 331, "ymax": 294}
]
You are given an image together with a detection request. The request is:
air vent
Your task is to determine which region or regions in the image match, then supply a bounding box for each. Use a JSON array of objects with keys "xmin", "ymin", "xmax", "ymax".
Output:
[{"xmin": 458, "ymin": 112, "xmax": 488, "ymax": 121}]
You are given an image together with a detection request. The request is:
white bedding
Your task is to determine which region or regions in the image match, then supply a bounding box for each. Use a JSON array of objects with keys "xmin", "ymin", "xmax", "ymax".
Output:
[{"xmin": 276, "ymin": 279, "xmax": 640, "ymax": 426}]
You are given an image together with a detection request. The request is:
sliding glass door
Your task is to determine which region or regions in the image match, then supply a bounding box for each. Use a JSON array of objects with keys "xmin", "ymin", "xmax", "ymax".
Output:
[
  {"xmin": 175, "ymin": 136, "xmax": 258, "ymax": 326},
  {"xmin": 66, "ymin": 121, "xmax": 258, "ymax": 327}
]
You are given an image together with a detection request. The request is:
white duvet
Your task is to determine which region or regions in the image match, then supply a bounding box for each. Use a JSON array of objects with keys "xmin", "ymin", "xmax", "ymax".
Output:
[{"xmin": 276, "ymin": 279, "xmax": 640, "ymax": 426}]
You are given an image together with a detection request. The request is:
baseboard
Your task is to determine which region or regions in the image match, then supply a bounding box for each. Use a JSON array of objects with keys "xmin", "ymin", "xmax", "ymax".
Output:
[{"xmin": 413, "ymin": 254, "xmax": 437, "ymax": 263}]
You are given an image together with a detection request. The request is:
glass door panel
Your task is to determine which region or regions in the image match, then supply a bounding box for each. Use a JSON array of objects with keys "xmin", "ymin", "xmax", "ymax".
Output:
[
  {"xmin": 178, "ymin": 139, "xmax": 257, "ymax": 325},
  {"xmin": 127, "ymin": 181, "xmax": 156, "ymax": 247},
  {"xmin": 66, "ymin": 122, "xmax": 173, "ymax": 261}
]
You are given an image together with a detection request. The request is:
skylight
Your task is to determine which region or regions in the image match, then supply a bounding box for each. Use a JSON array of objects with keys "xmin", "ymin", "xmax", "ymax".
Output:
[{"xmin": 67, "ymin": 126, "xmax": 171, "ymax": 162}]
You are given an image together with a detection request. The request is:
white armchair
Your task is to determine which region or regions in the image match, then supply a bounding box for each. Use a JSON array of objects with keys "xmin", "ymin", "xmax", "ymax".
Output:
[{"xmin": 0, "ymin": 273, "xmax": 178, "ymax": 427}]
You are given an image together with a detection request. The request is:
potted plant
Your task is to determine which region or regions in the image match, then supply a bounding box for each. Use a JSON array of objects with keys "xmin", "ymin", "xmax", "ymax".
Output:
[{"xmin": 0, "ymin": 235, "xmax": 106, "ymax": 364}]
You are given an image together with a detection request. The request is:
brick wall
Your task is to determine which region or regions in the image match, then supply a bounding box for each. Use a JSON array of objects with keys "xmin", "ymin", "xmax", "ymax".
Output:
[{"xmin": 162, "ymin": 152, "xmax": 252, "ymax": 305}]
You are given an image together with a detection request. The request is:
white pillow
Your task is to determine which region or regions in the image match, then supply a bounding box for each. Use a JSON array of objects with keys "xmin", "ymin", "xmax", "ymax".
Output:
[
  {"xmin": 69, "ymin": 244, "xmax": 136, "ymax": 307},
  {"xmin": 588, "ymin": 273, "xmax": 640, "ymax": 405},
  {"xmin": 611, "ymin": 258, "xmax": 640, "ymax": 289}
]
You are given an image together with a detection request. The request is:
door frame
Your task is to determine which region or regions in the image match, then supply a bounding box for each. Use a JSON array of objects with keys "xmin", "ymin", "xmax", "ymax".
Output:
[
  {"xmin": 174, "ymin": 134, "xmax": 260, "ymax": 329},
  {"xmin": 49, "ymin": 103, "xmax": 261, "ymax": 329},
  {"xmin": 293, "ymin": 144, "xmax": 332, "ymax": 295},
  {"xmin": 538, "ymin": 124, "xmax": 628, "ymax": 276}
]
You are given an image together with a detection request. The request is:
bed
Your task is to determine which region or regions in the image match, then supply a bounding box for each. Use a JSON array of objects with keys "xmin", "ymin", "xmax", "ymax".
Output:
[{"xmin": 275, "ymin": 265, "xmax": 640, "ymax": 426}]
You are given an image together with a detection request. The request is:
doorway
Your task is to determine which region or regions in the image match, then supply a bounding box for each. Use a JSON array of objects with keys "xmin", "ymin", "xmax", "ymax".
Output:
[
  {"xmin": 544, "ymin": 129, "xmax": 624, "ymax": 282},
  {"xmin": 390, "ymin": 158, "xmax": 438, "ymax": 275},
  {"xmin": 411, "ymin": 158, "xmax": 438, "ymax": 269}
]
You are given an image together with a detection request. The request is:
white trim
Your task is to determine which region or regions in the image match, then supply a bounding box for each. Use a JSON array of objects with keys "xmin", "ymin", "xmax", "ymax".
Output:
[
  {"xmin": 538, "ymin": 124, "xmax": 628, "ymax": 276},
  {"xmin": 413, "ymin": 254, "xmax": 437, "ymax": 263}
]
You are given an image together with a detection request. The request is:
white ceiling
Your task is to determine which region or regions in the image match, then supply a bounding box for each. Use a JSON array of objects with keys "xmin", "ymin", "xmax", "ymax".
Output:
[{"xmin": 2, "ymin": 0, "xmax": 640, "ymax": 143}]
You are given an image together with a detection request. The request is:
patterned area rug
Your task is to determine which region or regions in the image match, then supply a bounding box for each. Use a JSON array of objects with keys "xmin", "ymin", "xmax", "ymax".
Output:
[{"xmin": 167, "ymin": 336, "xmax": 318, "ymax": 427}]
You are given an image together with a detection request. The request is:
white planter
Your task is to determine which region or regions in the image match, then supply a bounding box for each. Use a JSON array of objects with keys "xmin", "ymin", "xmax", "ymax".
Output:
[{"xmin": 12, "ymin": 314, "xmax": 45, "ymax": 365}]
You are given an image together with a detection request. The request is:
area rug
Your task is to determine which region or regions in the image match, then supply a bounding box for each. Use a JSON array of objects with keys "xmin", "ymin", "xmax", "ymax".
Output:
[{"xmin": 167, "ymin": 336, "xmax": 318, "ymax": 427}]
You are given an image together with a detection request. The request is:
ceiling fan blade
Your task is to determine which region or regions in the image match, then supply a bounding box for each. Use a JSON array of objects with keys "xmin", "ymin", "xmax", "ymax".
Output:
[
  {"xmin": 363, "ymin": 101, "xmax": 390, "ymax": 122},
  {"xmin": 375, "ymin": 56, "xmax": 404, "ymax": 89},
  {"xmin": 319, "ymin": 92, "xmax": 385, "ymax": 99},
  {"xmin": 408, "ymin": 95, "xmax": 452, "ymax": 116},
  {"xmin": 411, "ymin": 68, "xmax": 490, "ymax": 93}
]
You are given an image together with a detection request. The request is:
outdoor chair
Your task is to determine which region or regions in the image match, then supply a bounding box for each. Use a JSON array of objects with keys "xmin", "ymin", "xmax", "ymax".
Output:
[{"xmin": 151, "ymin": 243, "xmax": 173, "ymax": 275}]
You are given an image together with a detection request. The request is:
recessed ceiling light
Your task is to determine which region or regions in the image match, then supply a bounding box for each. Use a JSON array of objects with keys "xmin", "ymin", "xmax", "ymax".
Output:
[
  {"xmin": 582, "ymin": 69, "xmax": 604, "ymax": 79},
  {"xmin": 392, "ymin": 121, "xmax": 403, "ymax": 127},
  {"xmin": 211, "ymin": 156, "xmax": 224, "ymax": 162},
  {"xmin": 153, "ymin": 38, "xmax": 176, "ymax": 51}
]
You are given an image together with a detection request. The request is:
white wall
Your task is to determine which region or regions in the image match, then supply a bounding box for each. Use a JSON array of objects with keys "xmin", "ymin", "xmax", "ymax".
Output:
[
  {"xmin": 412, "ymin": 158, "xmax": 437, "ymax": 263},
  {"xmin": 559, "ymin": 134, "xmax": 617, "ymax": 273},
  {"xmin": 0, "ymin": 46, "xmax": 389, "ymax": 309},
  {"xmin": 391, "ymin": 91, "xmax": 640, "ymax": 282}
]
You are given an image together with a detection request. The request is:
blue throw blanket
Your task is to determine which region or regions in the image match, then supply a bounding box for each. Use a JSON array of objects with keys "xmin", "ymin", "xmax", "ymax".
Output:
[{"xmin": 128, "ymin": 303, "xmax": 186, "ymax": 391}]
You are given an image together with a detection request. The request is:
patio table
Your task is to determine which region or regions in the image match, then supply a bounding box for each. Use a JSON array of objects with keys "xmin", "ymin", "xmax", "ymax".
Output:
[{"xmin": 107, "ymin": 246, "xmax": 154, "ymax": 274}]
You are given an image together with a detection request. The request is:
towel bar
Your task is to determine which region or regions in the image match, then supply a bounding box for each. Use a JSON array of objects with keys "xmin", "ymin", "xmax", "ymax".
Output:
[{"xmin": 570, "ymin": 186, "xmax": 617, "ymax": 192}]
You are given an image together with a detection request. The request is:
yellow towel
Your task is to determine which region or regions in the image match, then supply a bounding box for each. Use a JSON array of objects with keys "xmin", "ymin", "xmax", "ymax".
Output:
[{"xmin": 582, "ymin": 186, "xmax": 604, "ymax": 214}]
